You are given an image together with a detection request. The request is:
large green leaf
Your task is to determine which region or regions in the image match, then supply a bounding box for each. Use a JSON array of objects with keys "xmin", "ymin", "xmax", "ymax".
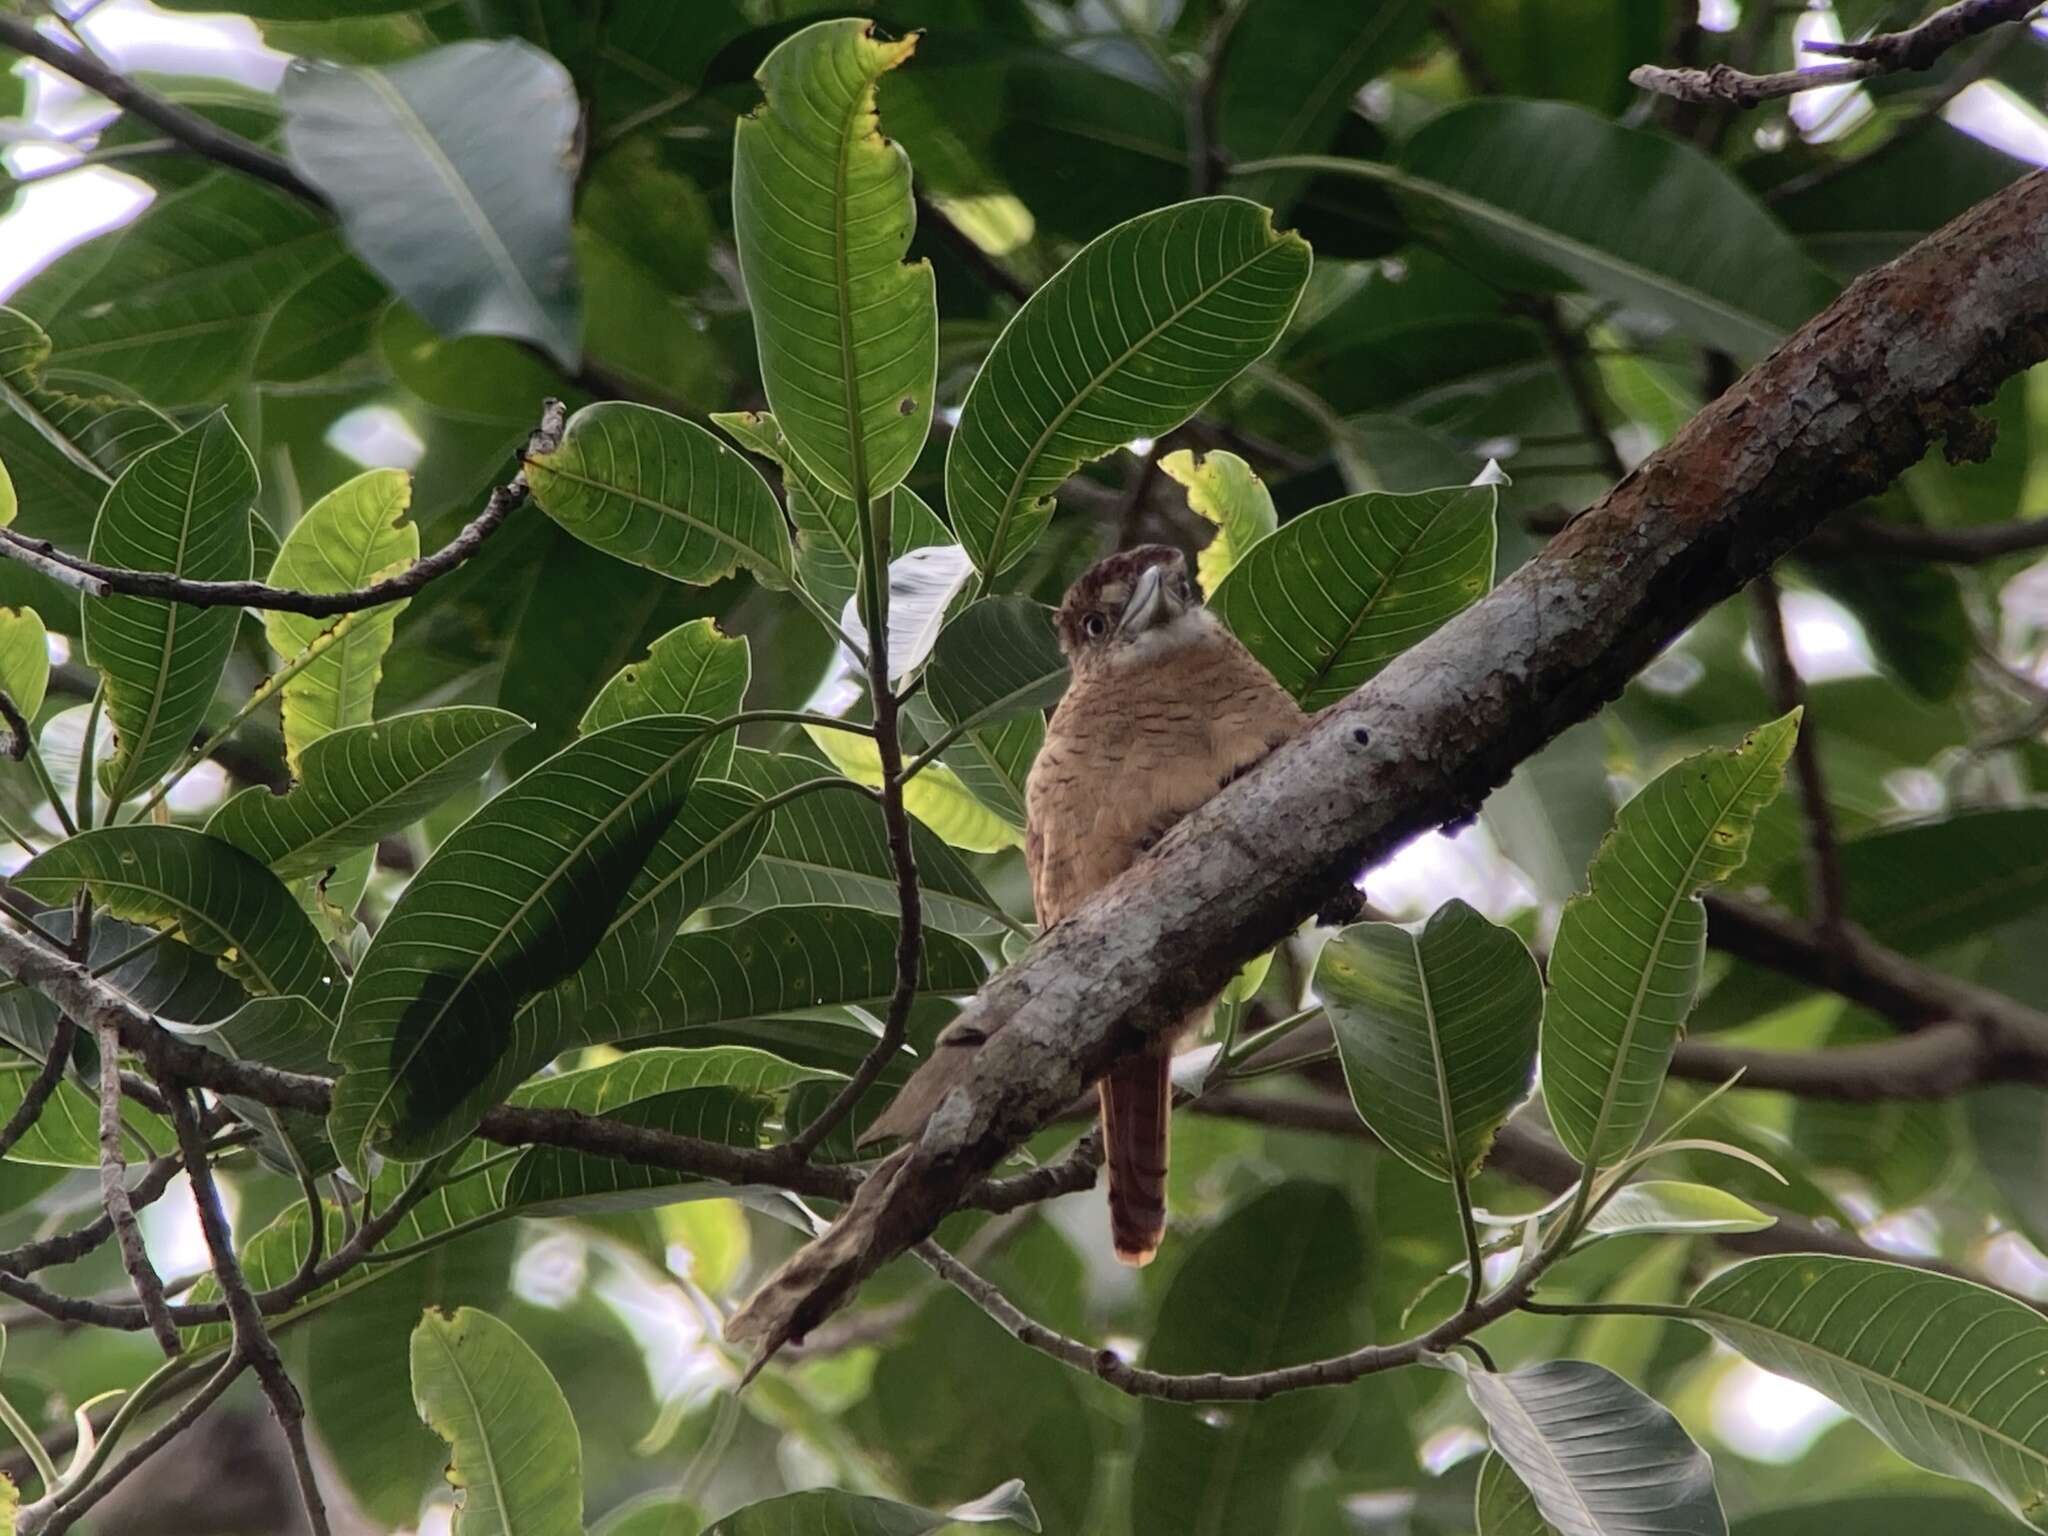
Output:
[
  {"xmin": 1543, "ymin": 713, "xmax": 1798, "ymax": 1166},
  {"xmin": 84, "ymin": 412, "xmax": 256, "ymax": 804},
  {"xmin": 410, "ymin": 1308, "xmax": 582, "ymax": 1536},
  {"xmin": 726, "ymin": 748, "xmax": 1011, "ymax": 937},
  {"xmin": 641, "ymin": 906, "xmax": 986, "ymax": 1031},
  {"xmin": 731, "ymin": 18, "xmax": 937, "ymax": 501},
  {"xmin": 1450, "ymin": 1356, "xmax": 1726, "ymax": 1536},
  {"xmin": 0, "ymin": 605, "xmax": 48, "ymax": 722},
  {"xmin": 524, "ymin": 402, "xmax": 794, "ymax": 588},
  {"xmin": 1320, "ymin": 900, "xmax": 1541, "ymax": 1182},
  {"xmin": 0, "ymin": 1060, "xmax": 170, "ymax": 1167},
  {"xmin": 328, "ymin": 716, "xmax": 714, "ymax": 1170},
  {"xmin": 1161, "ymin": 449, "xmax": 1277, "ymax": 596},
  {"xmin": 1732, "ymin": 1496, "xmax": 2025, "ymax": 1536},
  {"xmin": 208, "ymin": 706, "xmax": 532, "ymax": 878},
  {"xmin": 905, "ymin": 697, "xmax": 1042, "ymax": 832},
  {"xmin": 1133, "ymin": 1181, "xmax": 1369, "ymax": 1535},
  {"xmin": 706, "ymin": 1482, "xmax": 1039, "ymax": 1536},
  {"xmin": 263, "ymin": 466, "xmax": 420, "ymax": 769},
  {"xmin": 15, "ymin": 826, "xmax": 341, "ymax": 1016},
  {"xmin": 1274, "ymin": 102, "xmax": 1834, "ymax": 361},
  {"xmin": 923, "ymin": 596, "xmax": 1069, "ymax": 731},
  {"xmin": 282, "ymin": 41, "xmax": 582, "ymax": 367},
  {"xmin": 947, "ymin": 197, "xmax": 1311, "ymax": 577},
  {"xmin": 581, "ymin": 618, "xmax": 749, "ymax": 776},
  {"xmin": 1689, "ymin": 1256, "xmax": 2048, "ymax": 1529},
  {"xmin": 1209, "ymin": 481, "xmax": 1496, "ymax": 710}
]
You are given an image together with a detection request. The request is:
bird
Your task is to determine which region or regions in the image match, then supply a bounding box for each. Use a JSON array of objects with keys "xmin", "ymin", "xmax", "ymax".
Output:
[{"xmin": 1025, "ymin": 544, "xmax": 1307, "ymax": 1263}]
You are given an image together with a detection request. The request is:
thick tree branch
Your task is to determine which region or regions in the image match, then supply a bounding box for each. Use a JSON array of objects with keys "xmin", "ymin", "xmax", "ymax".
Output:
[
  {"xmin": 720, "ymin": 168, "xmax": 2048, "ymax": 1362},
  {"xmin": 1631, "ymin": 0, "xmax": 2041, "ymax": 106}
]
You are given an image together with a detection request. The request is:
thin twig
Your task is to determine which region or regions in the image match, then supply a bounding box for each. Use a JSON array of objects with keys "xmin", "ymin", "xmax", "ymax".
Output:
[
  {"xmin": 163, "ymin": 1087, "xmax": 328, "ymax": 1536},
  {"xmin": 0, "ymin": 690, "xmax": 29, "ymax": 762},
  {"xmin": 1749, "ymin": 572, "xmax": 1849, "ymax": 944},
  {"xmin": 1532, "ymin": 300, "xmax": 1626, "ymax": 483}
]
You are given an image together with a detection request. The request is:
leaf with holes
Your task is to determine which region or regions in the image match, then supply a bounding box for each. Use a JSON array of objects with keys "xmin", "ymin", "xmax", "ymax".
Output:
[
  {"xmin": 1320, "ymin": 900, "xmax": 1540, "ymax": 1182},
  {"xmin": 582, "ymin": 618, "xmax": 749, "ymax": 776},
  {"xmin": 327, "ymin": 716, "xmax": 716, "ymax": 1171},
  {"xmin": 1542, "ymin": 712, "xmax": 1798, "ymax": 1167},
  {"xmin": 15, "ymin": 826, "xmax": 341, "ymax": 1017},
  {"xmin": 525, "ymin": 402, "xmax": 793, "ymax": 588},
  {"xmin": 1688, "ymin": 1256, "xmax": 2048, "ymax": 1528},
  {"xmin": 1209, "ymin": 481, "xmax": 1496, "ymax": 711},
  {"xmin": 84, "ymin": 412, "xmax": 255, "ymax": 805},
  {"xmin": 282, "ymin": 41, "xmax": 582, "ymax": 367},
  {"xmin": 262, "ymin": 467, "xmax": 419, "ymax": 769},
  {"xmin": 1162, "ymin": 449, "xmax": 1277, "ymax": 595},
  {"xmin": 732, "ymin": 18, "xmax": 936, "ymax": 501},
  {"xmin": 948, "ymin": 198, "xmax": 1310, "ymax": 578},
  {"xmin": 208, "ymin": 707, "xmax": 531, "ymax": 879},
  {"xmin": 1450, "ymin": 1356, "xmax": 1726, "ymax": 1536}
]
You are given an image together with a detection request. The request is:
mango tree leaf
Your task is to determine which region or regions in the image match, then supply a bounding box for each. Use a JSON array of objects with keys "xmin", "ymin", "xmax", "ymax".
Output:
[
  {"xmin": 905, "ymin": 701, "xmax": 1041, "ymax": 832},
  {"xmin": 1688, "ymin": 1256, "xmax": 2048, "ymax": 1529},
  {"xmin": 262, "ymin": 466, "xmax": 419, "ymax": 769},
  {"xmin": 840, "ymin": 543, "xmax": 976, "ymax": 687},
  {"xmin": 15, "ymin": 826, "xmax": 342, "ymax": 1016},
  {"xmin": 731, "ymin": 18, "xmax": 936, "ymax": 501},
  {"xmin": 1731, "ymin": 1495, "xmax": 2025, "ymax": 1536},
  {"xmin": 1320, "ymin": 899, "xmax": 1541, "ymax": 1181},
  {"xmin": 504, "ymin": 1088, "xmax": 775, "ymax": 1214},
  {"xmin": 282, "ymin": 41, "xmax": 583, "ymax": 367},
  {"xmin": 713, "ymin": 409, "xmax": 948, "ymax": 622},
  {"xmin": 947, "ymin": 197, "xmax": 1311, "ymax": 577},
  {"xmin": 806, "ymin": 723, "xmax": 1020, "ymax": 853},
  {"xmin": 1449, "ymin": 1355, "xmax": 1727, "ymax": 1536},
  {"xmin": 1134, "ymin": 1181, "xmax": 1369, "ymax": 1534},
  {"xmin": 0, "ymin": 606, "xmax": 48, "ymax": 721},
  {"xmin": 1209, "ymin": 481, "xmax": 1496, "ymax": 710},
  {"xmin": 596, "ymin": 1495, "xmax": 702, "ymax": 1536},
  {"xmin": 582, "ymin": 617, "xmax": 749, "ymax": 776},
  {"xmin": 84, "ymin": 412, "xmax": 255, "ymax": 804},
  {"xmin": 328, "ymin": 716, "xmax": 714, "ymax": 1170},
  {"xmin": 0, "ymin": 1061, "xmax": 170, "ymax": 1167},
  {"xmin": 510, "ymin": 1046, "xmax": 830, "ymax": 1113},
  {"xmin": 1476, "ymin": 1453, "xmax": 1559, "ymax": 1536},
  {"xmin": 1543, "ymin": 712, "xmax": 1799, "ymax": 1166},
  {"xmin": 707, "ymin": 1481, "xmax": 1039, "ymax": 1536},
  {"xmin": 1583, "ymin": 1181, "xmax": 1773, "ymax": 1240},
  {"xmin": 410, "ymin": 1308, "xmax": 582, "ymax": 1536},
  {"xmin": 525, "ymin": 402, "xmax": 794, "ymax": 588},
  {"xmin": 923, "ymin": 596, "xmax": 1069, "ymax": 730},
  {"xmin": 1161, "ymin": 448, "xmax": 1277, "ymax": 595},
  {"xmin": 726, "ymin": 748, "xmax": 1011, "ymax": 937},
  {"xmin": 643, "ymin": 906, "xmax": 987, "ymax": 1030},
  {"xmin": 208, "ymin": 706, "xmax": 532, "ymax": 878}
]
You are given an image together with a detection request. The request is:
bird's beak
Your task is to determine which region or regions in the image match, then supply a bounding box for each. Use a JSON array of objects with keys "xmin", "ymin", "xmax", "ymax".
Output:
[{"xmin": 1118, "ymin": 566, "xmax": 1185, "ymax": 635}]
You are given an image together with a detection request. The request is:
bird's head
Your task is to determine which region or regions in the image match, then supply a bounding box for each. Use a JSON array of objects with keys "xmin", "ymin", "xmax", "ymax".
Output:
[{"xmin": 1054, "ymin": 545, "xmax": 1213, "ymax": 675}]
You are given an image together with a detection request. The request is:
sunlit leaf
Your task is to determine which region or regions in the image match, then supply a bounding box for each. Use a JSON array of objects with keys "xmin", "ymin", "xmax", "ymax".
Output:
[
  {"xmin": 1161, "ymin": 448, "xmax": 1277, "ymax": 595},
  {"xmin": 1582, "ymin": 1181, "xmax": 1773, "ymax": 1240},
  {"xmin": 806, "ymin": 723, "xmax": 1021, "ymax": 853},
  {"xmin": 0, "ymin": 606, "xmax": 48, "ymax": 722}
]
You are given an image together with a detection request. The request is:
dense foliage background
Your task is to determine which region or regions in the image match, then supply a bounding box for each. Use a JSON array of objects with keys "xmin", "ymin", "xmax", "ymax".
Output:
[{"xmin": 2, "ymin": 1, "xmax": 2048, "ymax": 1533}]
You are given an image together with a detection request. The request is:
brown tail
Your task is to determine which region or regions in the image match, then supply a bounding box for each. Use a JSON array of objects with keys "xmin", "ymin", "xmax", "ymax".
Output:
[{"xmin": 1099, "ymin": 1052, "xmax": 1171, "ymax": 1266}]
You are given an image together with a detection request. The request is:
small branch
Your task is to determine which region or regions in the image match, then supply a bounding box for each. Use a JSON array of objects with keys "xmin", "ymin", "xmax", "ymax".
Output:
[
  {"xmin": 1532, "ymin": 300, "xmax": 1627, "ymax": 483},
  {"xmin": 1810, "ymin": 512, "xmax": 2048, "ymax": 563},
  {"xmin": 163, "ymin": 1088, "xmax": 327, "ymax": 1536},
  {"xmin": 1630, "ymin": 0, "xmax": 2040, "ymax": 107},
  {"xmin": 1670, "ymin": 1020, "xmax": 1996, "ymax": 1099},
  {"xmin": 0, "ymin": 690, "xmax": 29, "ymax": 762},
  {"xmin": 0, "ymin": 401, "xmax": 565, "ymax": 615},
  {"xmin": 1749, "ymin": 572, "xmax": 1849, "ymax": 943}
]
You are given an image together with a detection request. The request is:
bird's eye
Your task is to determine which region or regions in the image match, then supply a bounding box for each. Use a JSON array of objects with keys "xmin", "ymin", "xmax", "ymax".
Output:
[{"xmin": 1082, "ymin": 612, "xmax": 1108, "ymax": 639}]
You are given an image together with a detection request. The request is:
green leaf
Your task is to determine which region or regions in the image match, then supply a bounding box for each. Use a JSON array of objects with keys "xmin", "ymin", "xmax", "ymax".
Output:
[
  {"xmin": 596, "ymin": 1495, "xmax": 702, "ymax": 1536},
  {"xmin": 712, "ymin": 409, "xmax": 949, "ymax": 623},
  {"xmin": 14, "ymin": 826, "xmax": 341, "ymax": 1017},
  {"xmin": 510, "ymin": 1046, "xmax": 830, "ymax": 1114},
  {"xmin": 1160, "ymin": 449, "xmax": 1277, "ymax": 596},
  {"xmin": 282, "ymin": 41, "xmax": 583, "ymax": 367},
  {"xmin": 1583, "ymin": 1181, "xmax": 1773, "ymax": 1239},
  {"xmin": 1476, "ymin": 1454, "xmax": 1559, "ymax": 1536},
  {"xmin": 84, "ymin": 412, "xmax": 256, "ymax": 804},
  {"xmin": 1209, "ymin": 481, "xmax": 1497, "ymax": 710},
  {"xmin": 1731, "ymin": 1495, "xmax": 2027, "ymax": 1536},
  {"xmin": 208, "ymin": 706, "xmax": 532, "ymax": 879},
  {"xmin": 525, "ymin": 402, "xmax": 794, "ymax": 588},
  {"xmin": 410, "ymin": 1308, "xmax": 582, "ymax": 1536},
  {"xmin": 947, "ymin": 197, "xmax": 1310, "ymax": 577},
  {"xmin": 0, "ymin": 606, "xmax": 48, "ymax": 722},
  {"xmin": 1449, "ymin": 1355, "xmax": 1727, "ymax": 1536},
  {"xmin": 1543, "ymin": 713, "xmax": 1798, "ymax": 1166},
  {"xmin": 806, "ymin": 723, "xmax": 1021, "ymax": 853},
  {"xmin": 581, "ymin": 618, "xmax": 749, "ymax": 777},
  {"xmin": 1688, "ymin": 1256, "xmax": 2048, "ymax": 1529},
  {"xmin": 503, "ymin": 1088, "xmax": 773, "ymax": 1214},
  {"xmin": 328, "ymin": 716, "xmax": 714, "ymax": 1170},
  {"xmin": 0, "ymin": 1060, "xmax": 169, "ymax": 1168},
  {"xmin": 923, "ymin": 597, "xmax": 1069, "ymax": 731},
  {"xmin": 0, "ymin": 455, "xmax": 13, "ymax": 528},
  {"xmin": 731, "ymin": 18, "xmax": 937, "ymax": 500},
  {"xmin": 1134, "ymin": 1182, "xmax": 1369, "ymax": 1535},
  {"xmin": 641, "ymin": 906, "xmax": 987, "ymax": 1032},
  {"xmin": 263, "ymin": 467, "xmax": 420, "ymax": 769},
  {"xmin": 1320, "ymin": 900, "xmax": 1541, "ymax": 1182},
  {"xmin": 726, "ymin": 748, "xmax": 1011, "ymax": 938},
  {"xmin": 706, "ymin": 1482, "xmax": 1039, "ymax": 1536}
]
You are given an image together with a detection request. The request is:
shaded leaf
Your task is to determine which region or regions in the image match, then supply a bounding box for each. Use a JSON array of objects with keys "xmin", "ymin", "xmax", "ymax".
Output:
[
  {"xmin": 1476, "ymin": 1453, "xmax": 1559, "ymax": 1536},
  {"xmin": 504, "ymin": 1088, "xmax": 773, "ymax": 1214},
  {"xmin": 923, "ymin": 596, "xmax": 1068, "ymax": 730}
]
